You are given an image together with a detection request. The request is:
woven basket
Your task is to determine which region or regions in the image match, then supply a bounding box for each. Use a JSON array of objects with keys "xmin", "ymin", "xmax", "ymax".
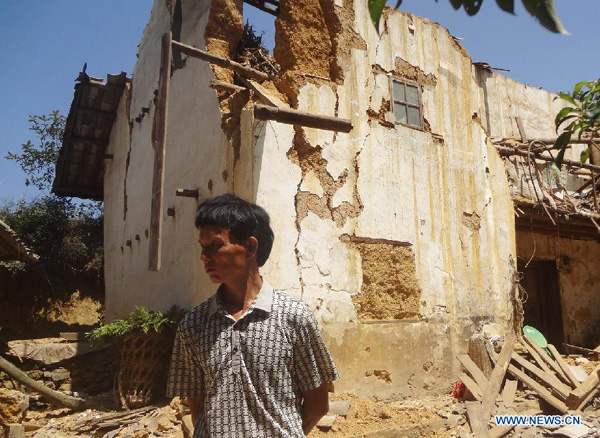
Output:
[{"xmin": 114, "ymin": 330, "xmax": 174, "ymax": 409}]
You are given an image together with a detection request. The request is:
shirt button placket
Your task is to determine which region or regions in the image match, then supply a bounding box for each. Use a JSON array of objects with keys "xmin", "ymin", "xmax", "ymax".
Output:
[{"xmin": 232, "ymin": 323, "xmax": 240, "ymax": 375}]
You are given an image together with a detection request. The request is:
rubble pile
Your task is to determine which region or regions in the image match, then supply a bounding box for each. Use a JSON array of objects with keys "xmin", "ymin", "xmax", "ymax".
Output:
[
  {"xmin": 1, "ymin": 338, "xmax": 118, "ymax": 396},
  {"xmin": 454, "ymin": 333, "xmax": 600, "ymax": 438}
]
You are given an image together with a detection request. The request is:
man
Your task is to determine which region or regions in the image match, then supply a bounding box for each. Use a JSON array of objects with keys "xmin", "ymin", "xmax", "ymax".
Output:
[{"xmin": 167, "ymin": 194, "xmax": 339, "ymax": 437}]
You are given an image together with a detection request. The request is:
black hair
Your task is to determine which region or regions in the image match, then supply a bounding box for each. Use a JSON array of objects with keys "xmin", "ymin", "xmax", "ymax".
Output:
[{"xmin": 195, "ymin": 193, "xmax": 274, "ymax": 267}]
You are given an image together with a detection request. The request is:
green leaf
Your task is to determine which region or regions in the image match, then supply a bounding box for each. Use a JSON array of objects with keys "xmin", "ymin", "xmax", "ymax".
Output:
[
  {"xmin": 553, "ymin": 131, "xmax": 571, "ymax": 150},
  {"xmin": 555, "ymin": 107, "xmax": 575, "ymax": 129},
  {"xmin": 573, "ymin": 81, "xmax": 590, "ymax": 97},
  {"xmin": 368, "ymin": 0, "xmax": 387, "ymax": 33},
  {"xmin": 580, "ymin": 147, "xmax": 591, "ymax": 164},
  {"xmin": 448, "ymin": 0, "xmax": 463, "ymax": 10},
  {"xmin": 555, "ymin": 145, "xmax": 567, "ymax": 168},
  {"xmin": 464, "ymin": 0, "xmax": 483, "ymax": 15},
  {"xmin": 557, "ymin": 92, "xmax": 577, "ymax": 107},
  {"xmin": 495, "ymin": 0, "xmax": 515, "ymax": 13},
  {"xmin": 521, "ymin": 0, "xmax": 569, "ymax": 34}
]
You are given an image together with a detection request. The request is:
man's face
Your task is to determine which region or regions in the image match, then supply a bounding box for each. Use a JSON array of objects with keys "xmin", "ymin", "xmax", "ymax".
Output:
[{"xmin": 199, "ymin": 224, "xmax": 249, "ymax": 283}]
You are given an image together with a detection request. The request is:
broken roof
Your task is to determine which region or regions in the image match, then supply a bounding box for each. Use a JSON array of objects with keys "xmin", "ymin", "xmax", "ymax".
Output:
[
  {"xmin": 0, "ymin": 220, "xmax": 38, "ymax": 263},
  {"xmin": 53, "ymin": 71, "xmax": 129, "ymax": 200}
]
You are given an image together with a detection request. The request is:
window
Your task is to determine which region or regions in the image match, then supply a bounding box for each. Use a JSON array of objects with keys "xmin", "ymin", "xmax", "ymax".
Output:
[{"xmin": 391, "ymin": 79, "xmax": 422, "ymax": 129}]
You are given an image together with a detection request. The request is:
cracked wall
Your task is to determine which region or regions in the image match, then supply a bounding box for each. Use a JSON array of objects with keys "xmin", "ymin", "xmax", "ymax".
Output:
[{"xmin": 102, "ymin": 0, "xmax": 576, "ymax": 400}]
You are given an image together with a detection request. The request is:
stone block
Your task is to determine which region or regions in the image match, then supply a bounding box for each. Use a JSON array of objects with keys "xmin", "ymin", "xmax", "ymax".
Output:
[{"xmin": 329, "ymin": 400, "xmax": 351, "ymax": 417}]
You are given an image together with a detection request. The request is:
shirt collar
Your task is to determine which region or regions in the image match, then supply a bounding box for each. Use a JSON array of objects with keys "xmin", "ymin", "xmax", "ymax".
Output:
[{"xmin": 208, "ymin": 281, "xmax": 274, "ymax": 317}]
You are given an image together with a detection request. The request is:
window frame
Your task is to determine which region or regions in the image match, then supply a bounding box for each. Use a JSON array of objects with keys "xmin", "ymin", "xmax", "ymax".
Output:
[{"xmin": 390, "ymin": 78, "xmax": 424, "ymax": 131}]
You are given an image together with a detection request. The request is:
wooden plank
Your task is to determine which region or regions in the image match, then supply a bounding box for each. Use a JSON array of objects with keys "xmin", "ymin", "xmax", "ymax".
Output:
[
  {"xmin": 458, "ymin": 354, "xmax": 489, "ymax": 391},
  {"xmin": 507, "ymin": 364, "xmax": 569, "ymax": 414},
  {"xmin": 522, "ymin": 339, "xmax": 554, "ymax": 376},
  {"xmin": 482, "ymin": 334, "xmax": 515, "ymax": 419},
  {"xmin": 209, "ymin": 79, "xmax": 246, "ymax": 93},
  {"xmin": 566, "ymin": 366, "xmax": 600, "ymax": 409},
  {"xmin": 148, "ymin": 32, "xmax": 172, "ymax": 272},
  {"xmin": 515, "ymin": 116, "xmax": 528, "ymax": 142},
  {"xmin": 460, "ymin": 372, "xmax": 483, "ymax": 401},
  {"xmin": 254, "ymin": 104, "xmax": 353, "ymax": 133},
  {"xmin": 547, "ymin": 344, "xmax": 580, "ymax": 388},
  {"xmin": 501, "ymin": 379, "xmax": 517, "ymax": 408},
  {"xmin": 510, "ymin": 352, "xmax": 570, "ymax": 399},
  {"xmin": 523, "ymin": 336, "xmax": 571, "ymax": 385},
  {"xmin": 564, "ymin": 343, "xmax": 599, "ymax": 354},
  {"xmin": 238, "ymin": 77, "xmax": 284, "ymax": 108},
  {"xmin": 171, "ymin": 39, "xmax": 271, "ymax": 82},
  {"xmin": 466, "ymin": 402, "xmax": 490, "ymax": 438},
  {"xmin": 577, "ymin": 385, "xmax": 600, "ymax": 411}
]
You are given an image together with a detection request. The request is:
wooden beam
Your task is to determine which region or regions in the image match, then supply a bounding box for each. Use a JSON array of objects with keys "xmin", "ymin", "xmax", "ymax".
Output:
[
  {"xmin": 238, "ymin": 77, "xmax": 283, "ymax": 108},
  {"xmin": 209, "ymin": 80, "xmax": 246, "ymax": 93},
  {"xmin": 148, "ymin": 32, "xmax": 172, "ymax": 271},
  {"xmin": 501, "ymin": 379, "xmax": 517, "ymax": 409},
  {"xmin": 510, "ymin": 352, "xmax": 570, "ymax": 399},
  {"xmin": 171, "ymin": 40, "xmax": 271, "ymax": 82},
  {"xmin": 577, "ymin": 385, "xmax": 600, "ymax": 411},
  {"xmin": 523, "ymin": 336, "xmax": 572, "ymax": 386},
  {"xmin": 496, "ymin": 138, "xmax": 600, "ymax": 146},
  {"xmin": 496, "ymin": 145, "xmax": 600, "ymax": 172},
  {"xmin": 460, "ymin": 372, "xmax": 483, "ymax": 401},
  {"xmin": 515, "ymin": 117, "xmax": 527, "ymax": 143},
  {"xmin": 254, "ymin": 104, "xmax": 353, "ymax": 133},
  {"xmin": 565, "ymin": 366, "xmax": 600, "ymax": 409},
  {"xmin": 458, "ymin": 354, "xmax": 489, "ymax": 391},
  {"xmin": 507, "ymin": 364, "xmax": 569, "ymax": 414},
  {"xmin": 175, "ymin": 189, "xmax": 199, "ymax": 198},
  {"xmin": 547, "ymin": 344, "xmax": 580, "ymax": 388},
  {"xmin": 466, "ymin": 402, "xmax": 490, "ymax": 438},
  {"xmin": 482, "ymin": 334, "xmax": 515, "ymax": 419}
]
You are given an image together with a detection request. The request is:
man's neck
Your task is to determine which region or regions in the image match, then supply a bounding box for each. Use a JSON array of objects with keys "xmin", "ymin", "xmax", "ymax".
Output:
[{"xmin": 221, "ymin": 270, "xmax": 263, "ymax": 317}]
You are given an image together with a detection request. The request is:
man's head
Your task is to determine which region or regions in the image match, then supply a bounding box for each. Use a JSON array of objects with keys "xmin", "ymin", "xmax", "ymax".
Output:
[{"xmin": 195, "ymin": 194, "xmax": 274, "ymax": 282}]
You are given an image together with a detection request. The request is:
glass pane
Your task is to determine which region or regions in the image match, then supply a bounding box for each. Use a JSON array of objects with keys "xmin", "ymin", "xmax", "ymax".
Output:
[
  {"xmin": 406, "ymin": 85, "xmax": 419, "ymax": 105},
  {"xmin": 394, "ymin": 103, "xmax": 407, "ymax": 124},
  {"xmin": 407, "ymin": 106, "xmax": 421, "ymax": 127},
  {"xmin": 393, "ymin": 81, "xmax": 405, "ymax": 102}
]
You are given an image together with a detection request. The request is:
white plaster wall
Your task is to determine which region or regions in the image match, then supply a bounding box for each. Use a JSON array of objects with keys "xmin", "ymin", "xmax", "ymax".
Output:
[{"xmin": 104, "ymin": 0, "xmax": 229, "ymax": 319}]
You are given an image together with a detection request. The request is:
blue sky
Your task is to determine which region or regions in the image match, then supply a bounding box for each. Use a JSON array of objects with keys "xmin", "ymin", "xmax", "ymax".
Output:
[{"xmin": 0, "ymin": 1, "xmax": 597, "ymax": 203}]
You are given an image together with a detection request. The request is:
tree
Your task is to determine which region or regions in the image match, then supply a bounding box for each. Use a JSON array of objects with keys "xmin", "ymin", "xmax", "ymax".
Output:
[
  {"xmin": 2, "ymin": 111, "xmax": 103, "ymax": 277},
  {"xmin": 553, "ymin": 79, "xmax": 600, "ymax": 167},
  {"xmin": 5, "ymin": 111, "xmax": 66, "ymax": 192},
  {"xmin": 368, "ymin": 0, "xmax": 567, "ymax": 35}
]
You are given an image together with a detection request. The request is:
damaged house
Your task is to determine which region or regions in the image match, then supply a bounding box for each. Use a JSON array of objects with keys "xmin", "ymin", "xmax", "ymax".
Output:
[{"xmin": 53, "ymin": 0, "xmax": 600, "ymax": 399}]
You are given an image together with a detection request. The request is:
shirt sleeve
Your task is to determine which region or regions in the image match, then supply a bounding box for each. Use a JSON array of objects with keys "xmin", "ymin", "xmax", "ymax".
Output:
[
  {"xmin": 166, "ymin": 325, "xmax": 205, "ymax": 397},
  {"xmin": 292, "ymin": 309, "xmax": 340, "ymax": 393}
]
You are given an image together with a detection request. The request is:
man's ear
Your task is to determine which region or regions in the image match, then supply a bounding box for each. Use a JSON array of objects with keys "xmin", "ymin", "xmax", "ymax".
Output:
[{"xmin": 245, "ymin": 236, "xmax": 259, "ymax": 260}]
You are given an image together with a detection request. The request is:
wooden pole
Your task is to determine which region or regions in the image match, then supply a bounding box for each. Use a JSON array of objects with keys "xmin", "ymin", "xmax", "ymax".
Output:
[
  {"xmin": 209, "ymin": 80, "xmax": 246, "ymax": 93},
  {"xmin": 171, "ymin": 40, "xmax": 271, "ymax": 82},
  {"xmin": 496, "ymin": 146, "xmax": 600, "ymax": 172},
  {"xmin": 148, "ymin": 32, "xmax": 172, "ymax": 272},
  {"xmin": 254, "ymin": 104, "xmax": 353, "ymax": 133},
  {"xmin": 0, "ymin": 355, "xmax": 85, "ymax": 410},
  {"xmin": 496, "ymin": 138, "xmax": 600, "ymax": 146}
]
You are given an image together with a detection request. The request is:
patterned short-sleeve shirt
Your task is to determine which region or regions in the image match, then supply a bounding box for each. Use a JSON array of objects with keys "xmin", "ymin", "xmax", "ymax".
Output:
[{"xmin": 166, "ymin": 283, "xmax": 339, "ymax": 437}]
